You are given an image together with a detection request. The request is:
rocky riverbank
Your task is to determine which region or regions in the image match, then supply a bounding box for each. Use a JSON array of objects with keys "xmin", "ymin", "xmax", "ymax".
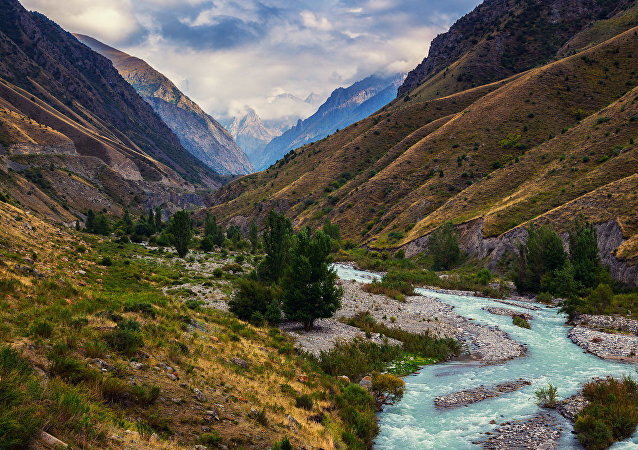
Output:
[
  {"xmin": 281, "ymin": 279, "xmax": 526, "ymax": 362},
  {"xmin": 568, "ymin": 326, "xmax": 638, "ymax": 362},
  {"xmin": 479, "ymin": 413, "xmax": 562, "ymax": 449},
  {"xmin": 573, "ymin": 314, "xmax": 638, "ymax": 335},
  {"xmin": 434, "ymin": 379, "xmax": 531, "ymax": 408}
]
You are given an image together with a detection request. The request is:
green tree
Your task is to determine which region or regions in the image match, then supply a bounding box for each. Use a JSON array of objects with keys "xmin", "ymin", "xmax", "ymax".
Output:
[
  {"xmin": 282, "ymin": 228, "xmax": 343, "ymax": 330},
  {"xmin": 429, "ymin": 222, "xmax": 462, "ymax": 270},
  {"xmin": 541, "ymin": 260, "xmax": 578, "ymax": 298},
  {"xmin": 249, "ymin": 221, "xmax": 259, "ymax": 253},
  {"xmin": 226, "ymin": 225, "xmax": 242, "ymax": 244},
  {"xmin": 122, "ymin": 210, "xmax": 133, "ymax": 234},
  {"xmin": 258, "ymin": 211, "xmax": 293, "ymax": 283},
  {"xmin": 569, "ymin": 219, "xmax": 603, "ymax": 290},
  {"xmin": 322, "ymin": 220, "xmax": 341, "ymax": 240},
  {"xmin": 514, "ymin": 225, "xmax": 566, "ymax": 292},
  {"xmin": 203, "ymin": 213, "xmax": 224, "ymax": 248},
  {"xmin": 92, "ymin": 213, "xmax": 111, "ymax": 236},
  {"xmin": 168, "ymin": 210, "xmax": 193, "ymax": 258},
  {"xmin": 229, "ymin": 279, "xmax": 281, "ymax": 324},
  {"xmin": 85, "ymin": 209, "xmax": 95, "ymax": 232},
  {"xmin": 154, "ymin": 207, "xmax": 162, "ymax": 230}
]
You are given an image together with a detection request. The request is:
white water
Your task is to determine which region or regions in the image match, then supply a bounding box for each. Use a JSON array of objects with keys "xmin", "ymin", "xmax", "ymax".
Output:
[{"xmin": 334, "ymin": 264, "xmax": 638, "ymax": 449}]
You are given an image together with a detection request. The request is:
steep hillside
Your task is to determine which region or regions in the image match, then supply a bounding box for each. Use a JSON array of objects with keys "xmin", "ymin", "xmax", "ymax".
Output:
[
  {"xmin": 256, "ymin": 74, "xmax": 404, "ymax": 171},
  {"xmin": 227, "ymin": 109, "xmax": 279, "ymax": 168},
  {"xmin": 74, "ymin": 34, "xmax": 253, "ymax": 176},
  {"xmin": 209, "ymin": 19, "xmax": 638, "ymax": 285},
  {"xmin": 398, "ymin": 0, "xmax": 634, "ymax": 101},
  {"xmin": 0, "ymin": 0, "xmax": 224, "ymax": 222}
]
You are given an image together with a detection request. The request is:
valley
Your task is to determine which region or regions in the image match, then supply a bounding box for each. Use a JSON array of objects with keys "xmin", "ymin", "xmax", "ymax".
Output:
[{"xmin": 1, "ymin": 0, "xmax": 638, "ymax": 448}]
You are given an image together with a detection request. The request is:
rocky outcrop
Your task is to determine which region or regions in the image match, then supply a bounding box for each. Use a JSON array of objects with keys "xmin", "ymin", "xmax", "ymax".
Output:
[
  {"xmin": 7, "ymin": 142, "xmax": 76, "ymax": 156},
  {"xmin": 404, "ymin": 218, "xmax": 638, "ymax": 287}
]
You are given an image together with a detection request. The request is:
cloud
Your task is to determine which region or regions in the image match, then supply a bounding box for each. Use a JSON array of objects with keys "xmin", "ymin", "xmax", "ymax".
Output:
[{"xmin": 20, "ymin": 0, "xmax": 482, "ymax": 121}]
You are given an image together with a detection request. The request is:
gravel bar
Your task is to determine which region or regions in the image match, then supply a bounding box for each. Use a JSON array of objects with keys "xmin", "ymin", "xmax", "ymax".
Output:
[
  {"xmin": 568, "ymin": 326, "xmax": 638, "ymax": 362},
  {"xmin": 434, "ymin": 379, "xmax": 531, "ymax": 408},
  {"xmin": 480, "ymin": 413, "xmax": 562, "ymax": 449},
  {"xmin": 483, "ymin": 307, "xmax": 533, "ymax": 321}
]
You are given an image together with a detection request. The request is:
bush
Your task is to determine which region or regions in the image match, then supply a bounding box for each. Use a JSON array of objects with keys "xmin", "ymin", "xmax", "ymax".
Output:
[
  {"xmin": 428, "ymin": 222, "xmax": 462, "ymax": 270},
  {"xmin": 575, "ymin": 377, "xmax": 638, "ymax": 449},
  {"xmin": 336, "ymin": 384, "xmax": 378, "ymax": 447},
  {"xmin": 123, "ymin": 301, "xmax": 155, "ymax": 318},
  {"xmin": 104, "ymin": 327, "xmax": 144, "ymax": 355},
  {"xmin": 535, "ymin": 384, "xmax": 558, "ymax": 408},
  {"xmin": 371, "ymin": 372, "xmax": 405, "ymax": 408},
  {"xmin": 199, "ymin": 431, "xmax": 222, "ymax": 447},
  {"xmin": 229, "ymin": 279, "xmax": 281, "ymax": 324},
  {"xmin": 29, "ymin": 320, "xmax": 53, "ymax": 338},
  {"xmin": 512, "ymin": 315, "xmax": 531, "ymax": 329},
  {"xmin": 272, "ymin": 437, "xmax": 293, "ymax": 450},
  {"xmin": 315, "ymin": 339, "xmax": 403, "ymax": 381},
  {"xmin": 295, "ymin": 394, "xmax": 313, "ymax": 411}
]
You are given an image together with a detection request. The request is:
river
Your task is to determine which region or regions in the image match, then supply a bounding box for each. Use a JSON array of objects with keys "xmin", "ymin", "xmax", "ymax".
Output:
[{"xmin": 333, "ymin": 264, "xmax": 638, "ymax": 449}]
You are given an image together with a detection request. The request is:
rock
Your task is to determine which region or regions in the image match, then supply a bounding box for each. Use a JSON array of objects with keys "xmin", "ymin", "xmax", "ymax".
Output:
[
  {"xmin": 359, "ymin": 376, "xmax": 373, "ymax": 390},
  {"xmin": 194, "ymin": 445, "xmax": 208, "ymax": 450},
  {"xmin": 287, "ymin": 414, "xmax": 301, "ymax": 429},
  {"xmin": 193, "ymin": 388, "xmax": 207, "ymax": 402},
  {"xmin": 230, "ymin": 357, "xmax": 249, "ymax": 369},
  {"xmin": 39, "ymin": 431, "xmax": 68, "ymax": 448},
  {"xmin": 297, "ymin": 374, "xmax": 308, "ymax": 383},
  {"xmin": 130, "ymin": 361, "xmax": 145, "ymax": 370},
  {"xmin": 92, "ymin": 358, "xmax": 115, "ymax": 372},
  {"xmin": 167, "ymin": 373, "xmax": 178, "ymax": 381},
  {"xmin": 336, "ymin": 375, "xmax": 351, "ymax": 383}
]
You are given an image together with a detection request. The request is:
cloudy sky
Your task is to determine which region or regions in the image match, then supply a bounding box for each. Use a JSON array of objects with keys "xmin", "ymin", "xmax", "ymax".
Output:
[{"xmin": 22, "ymin": 0, "xmax": 481, "ymax": 122}]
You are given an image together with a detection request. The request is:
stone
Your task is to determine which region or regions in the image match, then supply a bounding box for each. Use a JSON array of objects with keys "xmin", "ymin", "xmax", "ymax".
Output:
[
  {"xmin": 193, "ymin": 388, "xmax": 207, "ymax": 402},
  {"xmin": 336, "ymin": 375, "xmax": 351, "ymax": 383},
  {"xmin": 230, "ymin": 357, "xmax": 249, "ymax": 369},
  {"xmin": 359, "ymin": 376, "xmax": 373, "ymax": 390},
  {"xmin": 297, "ymin": 374, "xmax": 308, "ymax": 383},
  {"xmin": 130, "ymin": 361, "xmax": 145, "ymax": 370}
]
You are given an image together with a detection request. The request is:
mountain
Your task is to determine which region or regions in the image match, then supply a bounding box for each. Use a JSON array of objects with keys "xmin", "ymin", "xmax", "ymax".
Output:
[
  {"xmin": 254, "ymin": 74, "xmax": 405, "ymax": 170},
  {"xmin": 209, "ymin": 1, "xmax": 638, "ymax": 286},
  {"xmin": 398, "ymin": 0, "xmax": 635, "ymax": 99},
  {"xmin": 0, "ymin": 0, "xmax": 225, "ymax": 223},
  {"xmin": 74, "ymin": 34, "xmax": 253, "ymax": 176},
  {"xmin": 226, "ymin": 109, "xmax": 279, "ymax": 168}
]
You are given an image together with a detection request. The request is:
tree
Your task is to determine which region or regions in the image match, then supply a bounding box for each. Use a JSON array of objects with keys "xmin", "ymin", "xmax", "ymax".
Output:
[
  {"xmin": 249, "ymin": 221, "xmax": 259, "ymax": 253},
  {"xmin": 229, "ymin": 279, "xmax": 281, "ymax": 324},
  {"xmin": 258, "ymin": 211, "xmax": 292, "ymax": 283},
  {"xmin": 154, "ymin": 207, "xmax": 162, "ymax": 230},
  {"xmin": 569, "ymin": 219, "xmax": 603, "ymax": 290},
  {"xmin": 514, "ymin": 225, "xmax": 566, "ymax": 292},
  {"xmin": 168, "ymin": 210, "xmax": 193, "ymax": 258},
  {"xmin": 541, "ymin": 260, "xmax": 578, "ymax": 298},
  {"xmin": 322, "ymin": 220, "xmax": 341, "ymax": 240},
  {"xmin": 226, "ymin": 225, "xmax": 242, "ymax": 244},
  {"xmin": 85, "ymin": 209, "xmax": 95, "ymax": 232},
  {"xmin": 371, "ymin": 372, "xmax": 405, "ymax": 410},
  {"xmin": 282, "ymin": 228, "xmax": 342, "ymax": 330},
  {"xmin": 429, "ymin": 222, "xmax": 462, "ymax": 270},
  {"xmin": 122, "ymin": 210, "xmax": 133, "ymax": 234},
  {"xmin": 204, "ymin": 213, "xmax": 224, "ymax": 248}
]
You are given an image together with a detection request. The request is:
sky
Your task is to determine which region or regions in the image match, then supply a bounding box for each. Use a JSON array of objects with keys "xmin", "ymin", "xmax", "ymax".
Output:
[{"xmin": 21, "ymin": 0, "xmax": 481, "ymax": 122}]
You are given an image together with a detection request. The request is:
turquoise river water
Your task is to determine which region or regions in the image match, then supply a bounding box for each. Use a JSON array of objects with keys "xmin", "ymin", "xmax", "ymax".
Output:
[{"xmin": 333, "ymin": 264, "xmax": 638, "ymax": 449}]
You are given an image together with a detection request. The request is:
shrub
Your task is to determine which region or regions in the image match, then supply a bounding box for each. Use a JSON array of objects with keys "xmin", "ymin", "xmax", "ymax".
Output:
[
  {"xmin": 29, "ymin": 320, "xmax": 53, "ymax": 338},
  {"xmin": 272, "ymin": 437, "xmax": 293, "ymax": 450},
  {"xmin": 99, "ymin": 257, "xmax": 113, "ymax": 267},
  {"xmin": 371, "ymin": 372, "xmax": 405, "ymax": 408},
  {"xmin": 428, "ymin": 222, "xmax": 462, "ymax": 270},
  {"xmin": 124, "ymin": 301, "xmax": 155, "ymax": 318},
  {"xmin": 315, "ymin": 339, "xmax": 402, "ymax": 381},
  {"xmin": 295, "ymin": 394, "xmax": 313, "ymax": 411},
  {"xmin": 575, "ymin": 377, "xmax": 638, "ymax": 449},
  {"xmin": 336, "ymin": 384, "xmax": 378, "ymax": 447},
  {"xmin": 198, "ymin": 431, "xmax": 222, "ymax": 447},
  {"xmin": 535, "ymin": 384, "xmax": 558, "ymax": 408},
  {"xmin": 512, "ymin": 315, "xmax": 531, "ymax": 329},
  {"xmin": 229, "ymin": 279, "xmax": 281, "ymax": 324},
  {"xmin": 104, "ymin": 328, "xmax": 144, "ymax": 355}
]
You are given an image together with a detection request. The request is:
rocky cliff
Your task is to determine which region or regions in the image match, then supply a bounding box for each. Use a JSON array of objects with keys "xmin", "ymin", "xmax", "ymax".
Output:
[{"xmin": 74, "ymin": 34, "xmax": 253, "ymax": 176}]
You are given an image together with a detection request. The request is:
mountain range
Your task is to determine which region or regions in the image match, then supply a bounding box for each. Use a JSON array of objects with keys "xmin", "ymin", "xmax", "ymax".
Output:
[
  {"xmin": 245, "ymin": 74, "xmax": 405, "ymax": 170},
  {"xmin": 73, "ymin": 34, "xmax": 253, "ymax": 176},
  {"xmin": 209, "ymin": 0, "xmax": 638, "ymax": 286}
]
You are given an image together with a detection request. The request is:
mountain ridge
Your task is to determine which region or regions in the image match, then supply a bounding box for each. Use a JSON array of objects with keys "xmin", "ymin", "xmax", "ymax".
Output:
[{"xmin": 73, "ymin": 34, "xmax": 253, "ymax": 176}]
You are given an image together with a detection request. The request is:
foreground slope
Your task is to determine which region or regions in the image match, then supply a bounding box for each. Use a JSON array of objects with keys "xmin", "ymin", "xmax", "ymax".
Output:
[
  {"xmin": 74, "ymin": 34, "xmax": 253, "ymax": 176},
  {"xmin": 209, "ymin": 22, "xmax": 638, "ymax": 285}
]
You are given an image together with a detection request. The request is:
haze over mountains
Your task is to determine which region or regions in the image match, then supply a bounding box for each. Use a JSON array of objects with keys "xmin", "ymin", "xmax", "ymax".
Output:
[
  {"xmin": 74, "ymin": 34, "xmax": 253, "ymax": 176},
  {"xmin": 210, "ymin": 0, "xmax": 638, "ymax": 286}
]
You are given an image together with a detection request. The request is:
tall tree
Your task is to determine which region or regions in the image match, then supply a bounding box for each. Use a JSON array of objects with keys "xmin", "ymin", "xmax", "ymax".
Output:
[
  {"xmin": 514, "ymin": 225, "xmax": 566, "ymax": 292},
  {"xmin": 569, "ymin": 219, "xmax": 603, "ymax": 289},
  {"xmin": 154, "ymin": 207, "xmax": 162, "ymax": 230},
  {"xmin": 282, "ymin": 228, "xmax": 342, "ymax": 331},
  {"xmin": 249, "ymin": 221, "xmax": 259, "ymax": 253},
  {"xmin": 258, "ymin": 211, "xmax": 292, "ymax": 283},
  {"xmin": 429, "ymin": 222, "xmax": 462, "ymax": 270},
  {"xmin": 168, "ymin": 210, "xmax": 193, "ymax": 258}
]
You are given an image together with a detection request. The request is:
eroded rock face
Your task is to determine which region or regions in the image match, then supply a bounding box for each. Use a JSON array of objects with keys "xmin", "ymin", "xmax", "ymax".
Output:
[
  {"xmin": 8, "ymin": 143, "xmax": 77, "ymax": 156},
  {"xmin": 404, "ymin": 218, "xmax": 637, "ymax": 287}
]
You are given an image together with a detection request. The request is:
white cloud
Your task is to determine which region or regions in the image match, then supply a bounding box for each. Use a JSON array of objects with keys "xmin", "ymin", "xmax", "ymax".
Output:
[{"xmin": 20, "ymin": 0, "xmax": 481, "ymax": 121}]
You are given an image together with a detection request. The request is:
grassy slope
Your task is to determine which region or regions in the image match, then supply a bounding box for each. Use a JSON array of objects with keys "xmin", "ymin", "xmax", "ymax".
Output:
[
  {"xmin": 211, "ymin": 26, "xmax": 638, "ymax": 262},
  {"xmin": 0, "ymin": 201, "xmax": 359, "ymax": 449}
]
